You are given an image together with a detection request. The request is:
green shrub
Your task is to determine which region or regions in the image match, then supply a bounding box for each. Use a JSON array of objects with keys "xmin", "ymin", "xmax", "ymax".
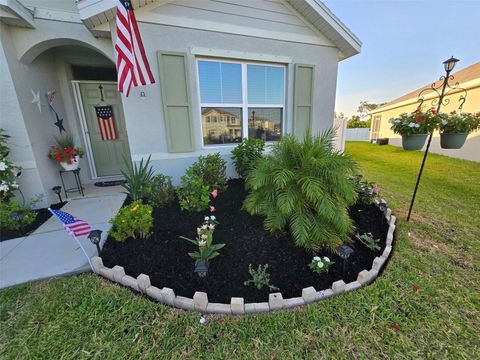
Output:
[
  {"xmin": 144, "ymin": 174, "xmax": 174, "ymax": 208},
  {"xmin": 355, "ymin": 232, "xmax": 381, "ymax": 251},
  {"xmin": 176, "ymin": 168, "xmax": 211, "ymax": 212},
  {"xmin": 190, "ymin": 153, "xmax": 227, "ymax": 190},
  {"xmin": 243, "ymin": 264, "xmax": 278, "ymax": 291},
  {"xmin": 350, "ymin": 174, "xmax": 379, "ymax": 205},
  {"xmin": 0, "ymin": 129, "xmax": 21, "ymax": 200},
  {"xmin": 231, "ymin": 138, "xmax": 265, "ymax": 178},
  {"xmin": 243, "ymin": 129, "xmax": 358, "ymax": 251},
  {"xmin": 121, "ymin": 155, "xmax": 154, "ymax": 201},
  {"xmin": 109, "ymin": 201, "xmax": 153, "ymax": 241},
  {"xmin": 308, "ymin": 256, "xmax": 334, "ymax": 275},
  {"xmin": 0, "ymin": 198, "xmax": 37, "ymax": 231}
]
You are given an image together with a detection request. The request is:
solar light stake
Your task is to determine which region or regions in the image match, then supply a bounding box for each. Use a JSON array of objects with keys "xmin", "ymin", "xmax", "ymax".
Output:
[
  {"xmin": 338, "ymin": 244, "xmax": 354, "ymax": 277},
  {"xmin": 88, "ymin": 230, "xmax": 103, "ymax": 255},
  {"xmin": 194, "ymin": 261, "xmax": 209, "ymax": 278},
  {"xmin": 52, "ymin": 186, "xmax": 63, "ymax": 203}
]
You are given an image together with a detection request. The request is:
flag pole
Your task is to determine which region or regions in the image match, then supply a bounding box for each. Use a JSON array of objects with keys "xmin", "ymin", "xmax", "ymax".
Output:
[{"xmin": 48, "ymin": 208, "xmax": 94, "ymax": 272}]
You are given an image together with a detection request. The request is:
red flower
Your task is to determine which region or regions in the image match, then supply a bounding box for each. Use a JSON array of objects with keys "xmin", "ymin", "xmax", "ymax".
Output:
[
  {"xmin": 209, "ymin": 206, "xmax": 216, "ymax": 213},
  {"xmin": 211, "ymin": 189, "xmax": 218, "ymax": 199},
  {"xmin": 429, "ymin": 108, "xmax": 436, "ymax": 114},
  {"xmin": 416, "ymin": 117, "xmax": 425, "ymax": 123}
]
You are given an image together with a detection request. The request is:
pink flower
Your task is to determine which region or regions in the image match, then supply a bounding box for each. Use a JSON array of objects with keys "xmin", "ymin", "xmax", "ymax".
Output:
[
  {"xmin": 211, "ymin": 189, "xmax": 218, "ymax": 199},
  {"xmin": 370, "ymin": 185, "xmax": 380, "ymax": 196},
  {"xmin": 209, "ymin": 206, "xmax": 216, "ymax": 213}
]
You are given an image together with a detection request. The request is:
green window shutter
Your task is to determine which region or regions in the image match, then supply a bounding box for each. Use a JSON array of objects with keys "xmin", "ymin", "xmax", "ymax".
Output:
[
  {"xmin": 293, "ymin": 64, "xmax": 315, "ymax": 139},
  {"xmin": 157, "ymin": 51, "xmax": 194, "ymax": 152}
]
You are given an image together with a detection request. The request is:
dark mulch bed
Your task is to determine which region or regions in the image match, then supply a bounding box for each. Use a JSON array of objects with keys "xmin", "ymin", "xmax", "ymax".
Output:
[
  {"xmin": 0, "ymin": 202, "xmax": 66, "ymax": 242},
  {"xmin": 101, "ymin": 179, "xmax": 389, "ymax": 303}
]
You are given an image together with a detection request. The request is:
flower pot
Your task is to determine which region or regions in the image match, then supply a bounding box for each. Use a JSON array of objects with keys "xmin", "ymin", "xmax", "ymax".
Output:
[
  {"xmin": 440, "ymin": 133, "xmax": 468, "ymax": 149},
  {"xmin": 402, "ymin": 134, "xmax": 428, "ymax": 150},
  {"xmin": 60, "ymin": 155, "xmax": 80, "ymax": 171}
]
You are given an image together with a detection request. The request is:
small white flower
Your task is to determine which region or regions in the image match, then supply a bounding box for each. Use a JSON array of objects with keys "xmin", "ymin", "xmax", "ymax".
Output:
[
  {"xmin": 210, "ymin": 216, "xmax": 216, "ymax": 220},
  {"xmin": 323, "ymin": 257, "xmax": 330, "ymax": 262},
  {"xmin": 199, "ymin": 316, "xmax": 206, "ymax": 325},
  {"xmin": 198, "ymin": 240, "xmax": 207, "ymax": 247},
  {"xmin": 0, "ymin": 183, "xmax": 9, "ymax": 192},
  {"xmin": 197, "ymin": 228, "xmax": 202, "ymax": 235},
  {"xmin": 201, "ymin": 234, "xmax": 208, "ymax": 240},
  {"xmin": 204, "ymin": 216, "xmax": 209, "ymax": 221},
  {"xmin": 317, "ymin": 262, "xmax": 324, "ymax": 268},
  {"xmin": 408, "ymin": 122, "xmax": 415, "ymax": 128},
  {"xmin": 441, "ymin": 120, "xmax": 447, "ymax": 125},
  {"xmin": 313, "ymin": 256, "xmax": 321, "ymax": 261},
  {"xmin": 0, "ymin": 162, "xmax": 6, "ymax": 171},
  {"xmin": 201, "ymin": 224, "xmax": 208, "ymax": 230},
  {"xmin": 208, "ymin": 224, "xmax": 215, "ymax": 230},
  {"xmin": 414, "ymin": 123, "xmax": 420, "ymax": 128}
]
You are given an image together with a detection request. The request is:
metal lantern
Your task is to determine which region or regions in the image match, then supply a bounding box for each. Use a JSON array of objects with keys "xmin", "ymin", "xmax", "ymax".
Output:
[
  {"xmin": 88, "ymin": 229, "xmax": 103, "ymax": 255},
  {"xmin": 443, "ymin": 56, "xmax": 459, "ymax": 73}
]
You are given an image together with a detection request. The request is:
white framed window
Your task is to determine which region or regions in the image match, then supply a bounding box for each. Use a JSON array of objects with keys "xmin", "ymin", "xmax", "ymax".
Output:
[{"xmin": 197, "ymin": 58, "xmax": 286, "ymax": 146}]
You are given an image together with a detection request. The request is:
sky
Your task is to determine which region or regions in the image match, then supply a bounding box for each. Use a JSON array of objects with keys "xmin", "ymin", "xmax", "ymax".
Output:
[{"xmin": 322, "ymin": 0, "xmax": 480, "ymax": 117}]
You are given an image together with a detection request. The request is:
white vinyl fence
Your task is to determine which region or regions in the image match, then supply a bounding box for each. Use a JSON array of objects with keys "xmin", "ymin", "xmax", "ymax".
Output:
[{"xmin": 346, "ymin": 128, "xmax": 370, "ymax": 141}]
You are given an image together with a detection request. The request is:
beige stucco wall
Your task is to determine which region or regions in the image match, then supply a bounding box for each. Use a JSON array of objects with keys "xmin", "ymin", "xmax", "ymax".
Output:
[{"xmin": 370, "ymin": 80, "xmax": 480, "ymax": 162}]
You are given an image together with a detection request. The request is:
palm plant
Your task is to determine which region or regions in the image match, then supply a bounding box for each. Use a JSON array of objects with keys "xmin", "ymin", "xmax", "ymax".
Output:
[
  {"xmin": 120, "ymin": 155, "xmax": 154, "ymax": 201},
  {"xmin": 243, "ymin": 129, "xmax": 358, "ymax": 251}
]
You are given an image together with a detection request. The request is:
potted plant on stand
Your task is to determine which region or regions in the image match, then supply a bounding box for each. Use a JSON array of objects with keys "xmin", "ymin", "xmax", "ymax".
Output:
[
  {"xmin": 390, "ymin": 109, "xmax": 439, "ymax": 150},
  {"xmin": 48, "ymin": 135, "xmax": 84, "ymax": 171},
  {"xmin": 439, "ymin": 111, "xmax": 480, "ymax": 149}
]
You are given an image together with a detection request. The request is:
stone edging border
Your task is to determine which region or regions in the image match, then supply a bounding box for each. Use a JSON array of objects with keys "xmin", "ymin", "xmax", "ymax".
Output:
[{"xmin": 91, "ymin": 200, "xmax": 396, "ymax": 315}]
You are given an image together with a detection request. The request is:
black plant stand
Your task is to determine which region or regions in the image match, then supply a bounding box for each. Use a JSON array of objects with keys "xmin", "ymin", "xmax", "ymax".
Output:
[{"xmin": 59, "ymin": 168, "xmax": 84, "ymax": 198}]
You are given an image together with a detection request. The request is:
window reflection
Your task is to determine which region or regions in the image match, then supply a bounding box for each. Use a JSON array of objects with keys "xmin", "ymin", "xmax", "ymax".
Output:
[
  {"xmin": 202, "ymin": 108, "xmax": 242, "ymax": 145},
  {"xmin": 248, "ymin": 108, "xmax": 282, "ymax": 141}
]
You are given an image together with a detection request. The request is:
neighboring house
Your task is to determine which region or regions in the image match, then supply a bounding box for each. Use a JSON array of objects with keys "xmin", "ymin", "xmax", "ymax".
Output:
[
  {"xmin": 0, "ymin": 0, "xmax": 361, "ymax": 207},
  {"xmin": 369, "ymin": 62, "xmax": 480, "ymax": 162}
]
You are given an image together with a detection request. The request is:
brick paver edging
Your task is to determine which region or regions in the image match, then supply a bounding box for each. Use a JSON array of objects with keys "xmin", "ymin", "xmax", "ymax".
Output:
[{"xmin": 92, "ymin": 201, "xmax": 396, "ymax": 315}]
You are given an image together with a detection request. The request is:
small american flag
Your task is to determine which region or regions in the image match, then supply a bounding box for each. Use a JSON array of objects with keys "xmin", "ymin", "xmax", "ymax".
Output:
[
  {"xmin": 115, "ymin": 0, "xmax": 155, "ymax": 97},
  {"xmin": 95, "ymin": 106, "xmax": 117, "ymax": 141},
  {"xmin": 47, "ymin": 90, "xmax": 56, "ymax": 104},
  {"xmin": 51, "ymin": 209, "xmax": 92, "ymax": 237}
]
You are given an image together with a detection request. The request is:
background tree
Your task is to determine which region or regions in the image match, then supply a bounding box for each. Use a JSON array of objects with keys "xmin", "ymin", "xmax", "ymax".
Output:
[{"xmin": 357, "ymin": 100, "xmax": 386, "ymax": 120}]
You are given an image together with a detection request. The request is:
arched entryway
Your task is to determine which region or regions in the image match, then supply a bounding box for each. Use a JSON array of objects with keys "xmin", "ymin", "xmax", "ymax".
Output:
[{"xmin": 22, "ymin": 40, "xmax": 131, "ymax": 195}]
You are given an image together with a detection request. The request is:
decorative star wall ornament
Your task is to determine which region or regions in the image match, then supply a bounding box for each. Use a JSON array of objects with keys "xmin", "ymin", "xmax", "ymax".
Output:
[
  {"xmin": 54, "ymin": 113, "xmax": 65, "ymax": 134},
  {"xmin": 31, "ymin": 89, "xmax": 41, "ymax": 112}
]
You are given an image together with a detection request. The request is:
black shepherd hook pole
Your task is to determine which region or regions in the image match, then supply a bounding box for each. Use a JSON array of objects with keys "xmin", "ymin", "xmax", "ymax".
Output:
[{"xmin": 407, "ymin": 57, "xmax": 466, "ymax": 221}]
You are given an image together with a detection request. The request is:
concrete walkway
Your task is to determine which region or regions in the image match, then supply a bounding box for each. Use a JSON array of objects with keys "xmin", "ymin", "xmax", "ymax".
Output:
[{"xmin": 0, "ymin": 189, "xmax": 126, "ymax": 288}]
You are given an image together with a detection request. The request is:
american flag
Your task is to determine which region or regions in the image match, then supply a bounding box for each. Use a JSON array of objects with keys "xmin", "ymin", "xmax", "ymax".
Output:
[
  {"xmin": 47, "ymin": 90, "xmax": 56, "ymax": 104},
  {"xmin": 51, "ymin": 210, "xmax": 92, "ymax": 237},
  {"xmin": 115, "ymin": 0, "xmax": 155, "ymax": 97},
  {"xmin": 95, "ymin": 106, "xmax": 117, "ymax": 141}
]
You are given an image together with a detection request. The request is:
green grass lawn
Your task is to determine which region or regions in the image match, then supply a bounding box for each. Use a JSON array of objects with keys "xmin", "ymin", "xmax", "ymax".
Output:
[{"xmin": 1, "ymin": 142, "xmax": 479, "ymax": 359}]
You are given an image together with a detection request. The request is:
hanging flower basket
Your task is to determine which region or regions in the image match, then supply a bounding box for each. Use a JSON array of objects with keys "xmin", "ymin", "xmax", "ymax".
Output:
[
  {"xmin": 438, "ymin": 112, "xmax": 480, "ymax": 149},
  {"xmin": 402, "ymin": 134, "xmax": 428, "ymax": 150},
  {"xmin": 440, "ymin": 133, "xmax": 468, "ymax": 149},
  {"xmin": 390, "ymin": 109, "xmax": 439, "ymax": 151}
]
